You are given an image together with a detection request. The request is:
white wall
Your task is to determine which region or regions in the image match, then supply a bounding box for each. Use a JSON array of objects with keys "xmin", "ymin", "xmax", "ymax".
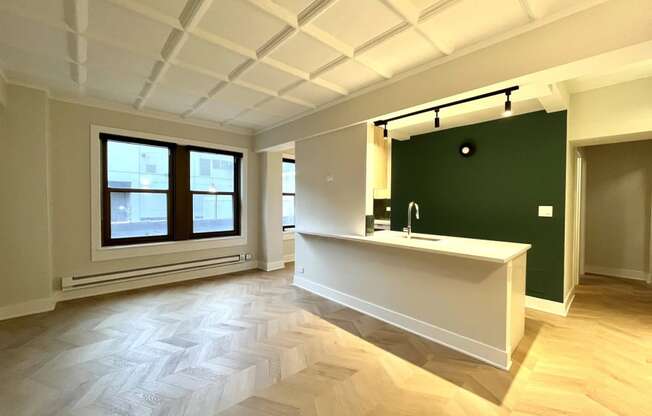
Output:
[
  {"xmin": 568, "ymin": 76, "xmax": 652, "ymax": 144},
  {"xmin": 0, "ymin": 85, "xmax": 52, "ymax": 309},
  {"xmin": 48, "ymin": 99, "xmax": 258, "ymax": 282},
  {"xmin": 584, "ymin": 140, "xmax": 652, "ymax": 280},
  {"xmin": 259, "ymin": 151, "xmax": 283, "ymax": 270},
  {"xmin": 295, "ymin": 124, "xmax": 367, "ymax": 236}
]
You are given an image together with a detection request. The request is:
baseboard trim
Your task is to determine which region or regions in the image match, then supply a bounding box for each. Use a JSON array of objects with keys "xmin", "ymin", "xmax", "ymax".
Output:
[
  {"xmin": 584, "ymin": 265, "xmax": 650, "ymax": 282},
  {"xmin": 293, "ymin": 275, "xmax": 511, "ymax": 370},
  {"xmin": 283, "ymin": 253, "xmax": 295, "ymax": 263},
  {"xmin": 2, "ymin": 261, "xmax": 261, "ymax": 321},
  {"xmin": 0, "ymin": 297, "xmax": 56, "ymax": 321},
  {"xmin": 258, "ymin": 261, "xmax": 285, "ymax": 272},
  {"xmin": 56, "ymin": 260, "xmax": 259, "ymax": 302},
  {"xmin": 525, "ymin": 287, "xmax": 575, "ymax": 317}
]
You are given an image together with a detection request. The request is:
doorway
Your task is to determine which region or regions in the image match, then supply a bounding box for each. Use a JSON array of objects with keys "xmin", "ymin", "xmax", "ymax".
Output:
[{"xmin": 577, "ymin": 139, "xmax": 652, "ymax": 285}]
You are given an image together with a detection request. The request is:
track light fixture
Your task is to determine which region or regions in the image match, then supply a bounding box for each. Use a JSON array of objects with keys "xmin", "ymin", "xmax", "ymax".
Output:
[
  {"xmin": 503, "ymin": 91, "xmax": 512, "ymax": 117},
  {"xmin": 373, "ymin": 86, "xmax": 518, "ymax": 132}
]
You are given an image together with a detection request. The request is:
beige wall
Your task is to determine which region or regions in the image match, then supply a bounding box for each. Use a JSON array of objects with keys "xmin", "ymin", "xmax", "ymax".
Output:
[
  {"xmin": 0, "ymin": 75, "xmax": 7, "ymax": 108},
  {"xmin": 569, "ymin": 76, "xmax": 652, "ymax": 144},
  {"xmin": 0, "ymin": 85, "xmax": 52, "ymax": 307},
  {"xmin": 584, "ymin": 140, "xmax": 652, "ymax": 278},
  {"xmin": 283, "ymin": 238, "xmax": 294, "ymax": 261},
  {"xmin": 295, "ymin": 124, "xmax": 367, "ymax": 236},
  {"xmin": 48, "ymin": 99, "xmax": 258, "ymax": 283}
]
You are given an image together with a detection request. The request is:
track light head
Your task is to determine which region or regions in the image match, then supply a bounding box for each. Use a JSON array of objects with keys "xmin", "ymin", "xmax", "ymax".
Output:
[
  {"xmin": 383, "ymin": 125, "xmax": 388, "ymax": 139},
  {"xmin": 434, "ymin": 109, "xmax": 440, "ymax": 128},
  {"xmin": 503, "ymin": 92, "xmax": 512, "ymax": 117}
]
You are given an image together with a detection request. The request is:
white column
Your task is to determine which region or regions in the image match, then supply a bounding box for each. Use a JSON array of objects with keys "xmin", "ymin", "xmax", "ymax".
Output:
[{"xmin": 259, "ymin": 151, "xmax": 284, "ymax": 271}]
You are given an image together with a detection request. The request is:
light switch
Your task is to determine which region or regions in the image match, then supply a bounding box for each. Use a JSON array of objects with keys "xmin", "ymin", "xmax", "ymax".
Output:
[{"xmin": 538, "ymin": 205, "xmax": 553, "ymax": 217}]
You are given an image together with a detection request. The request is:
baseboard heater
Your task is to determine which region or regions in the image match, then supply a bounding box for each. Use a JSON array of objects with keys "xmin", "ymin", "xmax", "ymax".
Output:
[{"xmin": 62, "ymin": 254, "xmax": 244, "ymax": 291}]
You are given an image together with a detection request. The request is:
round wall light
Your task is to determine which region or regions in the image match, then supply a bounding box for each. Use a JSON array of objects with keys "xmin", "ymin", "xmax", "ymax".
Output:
[{"xmin": 459, "ymin": 142, "xmax": 475, "ymax": 157}]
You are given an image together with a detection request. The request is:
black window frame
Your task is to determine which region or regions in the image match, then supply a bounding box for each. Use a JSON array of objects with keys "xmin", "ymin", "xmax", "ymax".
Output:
[
  {"xmin": 282, "ymin": 158, "xmax": 295, "ymax": 231},
  {"xmin": 187, "ymin": 146, "xmax": 242, "ymax": 240},
  {"xmin": 100, "ymin": 133, "xmax": 243, "ymax": 247}
]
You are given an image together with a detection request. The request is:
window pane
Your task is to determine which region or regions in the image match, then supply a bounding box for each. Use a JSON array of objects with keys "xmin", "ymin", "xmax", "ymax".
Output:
[
  {"xmin": 110, "ymin": 192, "xmax": 168, "ymax": 239},
  {"xmin": 282, "ymin": 195, "xmax": 294, "ymax": 227},
  {"xmin": 282, "ymin": 161, "xmax": 295, "ymax": 194},
  {"xmin": 193, "ymin": 194, "xmax": 234, "ymax": 233},
  {"xmin": 190, "ymin": 151, "xmax": 234, "ymax": 192},
  {"xmin": 107, "ymin": 140, "xmax": 169, "ymax": 190}
]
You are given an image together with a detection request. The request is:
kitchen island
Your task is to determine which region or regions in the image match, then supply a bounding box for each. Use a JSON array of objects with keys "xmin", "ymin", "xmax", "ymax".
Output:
[{"xmin": 294, "ymin": 230, "xmax": 531, "ymax": 369}]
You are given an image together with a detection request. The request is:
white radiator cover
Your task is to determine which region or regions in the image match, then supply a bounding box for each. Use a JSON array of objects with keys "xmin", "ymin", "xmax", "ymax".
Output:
[{"xmin": 62, "ymin": 254, "xmax": 243, "ymax": 291}]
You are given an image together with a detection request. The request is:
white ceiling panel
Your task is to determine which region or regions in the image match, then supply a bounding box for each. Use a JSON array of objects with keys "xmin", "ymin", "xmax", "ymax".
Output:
[
  {"xmin": 162, "ymin": 65, "xmax": 220, "ymax": 96},
  {"xmin": 86, "ymin": 39, "xmax": 157, "ymax": 79},
  {"xmin": 318, "ymin": 58, "xmax": 383, "ymax": 91},
  {"xmin": 419, "ymin": 0, "xmax": 529, "ymax": 52},
  {"xmin": 0, "ymin": 12, "xmax": 68, "ymax": 60},
  {"xmin": 268, "ymin": 32, "xmax": 341, "ymax": 74},
  {"xmin": 88, "ymin": 0, "xmax": 172, "ymax": 56},
  {"xmin": 310, "ymin": 0, "xmax": 403, "ymax": 49},
  {"xmin": 255, "ymin": 98, "xmax": 308, "ymax": 118},
  {"xmin": 239, "ymin": 62, "xmax": 303, "ymax": 93},
  {"xmin": 192, "ymin": 99, "xmax": 249, "ymax": 123},
  {"xmin": 233, "ymin": 109, "xmax": 285, "ymax": 127},
  {"xmin": 131, "ymin": 0, "xmax": 188, "ymax": 21},
  {"xmin": 0, "ymin": 44, "xmax": 70, "ymax": 83},
  {"xmin": 146, "ymin": 84, "xmax": 200, "ymax": 115},
  {"xmin": 285, "ymin": 81, "xmax": 341, "ymax": 106},
  {"xmin": 357, "ymin": 28, "xmax": 441, "ymax": 76},
  {"xmin": 86, "ymin": 70, "xmax": 144, "ymax": 105},
  {"xmin": 0, "ymin": 0, "xmax": 65, "ymax": 26},
  {"xmin": 270, "ymin": 0, "xmax": 313, "ymax": 15},
  {"xmin": 177, "ymin": 35, "xmax": 249, "ymax": 77},
  {"xmin": 0, "ymin": 0, "xmax": 603, "ymax": 131},
  {"xmin": 199, "ymin": 0, "xmax": 287, "ymax": 52},
  {"xmin": 213, "ymin": 84, "xmax": 270, "ymax": 108},
  {"xmin": 528, "ymin": 0, "xmax": 582, "ymax": 19}
]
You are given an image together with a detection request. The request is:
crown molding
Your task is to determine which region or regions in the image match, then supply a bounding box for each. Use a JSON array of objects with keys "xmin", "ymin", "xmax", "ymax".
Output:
[{"xmin": 5, "ymin": 77, "xmax": 254, "ymax": 136}]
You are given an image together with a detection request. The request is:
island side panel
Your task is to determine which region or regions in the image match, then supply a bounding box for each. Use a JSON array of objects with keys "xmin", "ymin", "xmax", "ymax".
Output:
[
  {"xmin": 508, "ymin": 253, "xmax": 527, "ymax": 354},
  {"xmin": 295, "ymin": 233, "xmax": 512, "ymax": 367}
]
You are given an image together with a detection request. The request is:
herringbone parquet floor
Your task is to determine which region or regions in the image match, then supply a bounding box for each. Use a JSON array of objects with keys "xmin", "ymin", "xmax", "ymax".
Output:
[{"xmin": 0, "ymin": 265, "xmax": 650, "ymax": 416}]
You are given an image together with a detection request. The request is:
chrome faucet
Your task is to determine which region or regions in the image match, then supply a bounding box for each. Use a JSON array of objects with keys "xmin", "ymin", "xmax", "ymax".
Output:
[{"xmin": 404, "ymin": 201, "xmax": 420, "ymax": 238}]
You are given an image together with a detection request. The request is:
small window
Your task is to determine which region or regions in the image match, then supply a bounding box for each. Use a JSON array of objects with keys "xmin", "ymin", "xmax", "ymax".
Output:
[
  {"xmin": 101, "ymin": 133, "xmax": 242, "ymax": 246},
  {"xmin": 282, "ymin": 158, "xmax": 295, "ymax": 230}
]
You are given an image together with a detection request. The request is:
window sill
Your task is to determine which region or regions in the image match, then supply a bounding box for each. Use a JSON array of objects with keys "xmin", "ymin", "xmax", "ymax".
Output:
[
  {"xmin": 92, "ymin": 235, "xmax": 247, "ymax": 262},
  {"xmin": 283, "ymin": 230, "xmax": 295, "ymax": 240}
]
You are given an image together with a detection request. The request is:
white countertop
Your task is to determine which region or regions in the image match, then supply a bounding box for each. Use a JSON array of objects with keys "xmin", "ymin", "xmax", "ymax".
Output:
[{"xmin": 297, "ymin": 230, "xmax": 531, "ymax": 263}]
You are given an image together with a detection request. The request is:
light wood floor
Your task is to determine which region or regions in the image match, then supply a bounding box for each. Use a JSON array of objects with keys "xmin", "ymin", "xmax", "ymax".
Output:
[{"xmin": 0, "ymin": 267, "xmax": 651, "ymax": 416}]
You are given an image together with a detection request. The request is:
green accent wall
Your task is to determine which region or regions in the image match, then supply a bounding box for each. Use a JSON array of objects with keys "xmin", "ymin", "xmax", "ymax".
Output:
[{"xmin": 391, "ymin": 110, "xmax": 567, "ymax": 302}]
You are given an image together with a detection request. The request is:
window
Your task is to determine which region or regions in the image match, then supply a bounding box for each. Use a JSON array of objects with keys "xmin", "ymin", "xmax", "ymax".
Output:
[
  {"xmin": 101, "ymin": 133, "xmax": 242, "ymax": 246},
  {"xmin": 282, "ymin": 158, "xmax": 295, "ymax": 230},
  {"xmin": 189, "ymin": 149, "xmax": 241, "ymax": 237}
]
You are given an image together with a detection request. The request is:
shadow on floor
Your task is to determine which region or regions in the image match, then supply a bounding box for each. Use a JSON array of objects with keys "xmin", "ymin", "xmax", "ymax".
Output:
[{"xmin": 290, "ymin": 287, "xmax": 542, "ymax": 405}]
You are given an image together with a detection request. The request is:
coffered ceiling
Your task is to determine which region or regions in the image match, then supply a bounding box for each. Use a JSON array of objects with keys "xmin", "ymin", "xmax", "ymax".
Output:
[{"xmin": 0, "ymin": 0, "xmax": 603, "ymax": 133}]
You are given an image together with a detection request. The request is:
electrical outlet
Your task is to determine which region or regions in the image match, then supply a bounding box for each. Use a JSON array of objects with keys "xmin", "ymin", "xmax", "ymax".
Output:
[
  {"xmin": 297, "ymin": 267, "xmax": 304, "ymax": 274},
  {"xmin": 538, "ymin": 206, "xmax": 553, "ymax": 217},
  {"xmin": 244, "ymin": 253, "xmax": 253, "ymax": 260}
]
